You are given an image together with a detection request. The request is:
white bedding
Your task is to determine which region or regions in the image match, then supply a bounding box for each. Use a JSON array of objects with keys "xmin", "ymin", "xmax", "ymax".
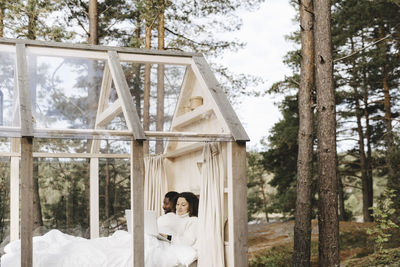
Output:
[{"xmin": 1, "ymin": 229, "xmax": 197, "ymax": 267}]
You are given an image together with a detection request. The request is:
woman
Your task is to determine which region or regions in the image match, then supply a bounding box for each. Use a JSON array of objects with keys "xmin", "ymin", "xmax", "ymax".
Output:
[{"xmin": 161, "ymin": 192, "xmax": 199, "ymax": 248}]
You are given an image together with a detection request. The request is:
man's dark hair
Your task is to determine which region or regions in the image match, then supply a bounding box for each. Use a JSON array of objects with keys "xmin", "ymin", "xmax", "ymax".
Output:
[
  {"xmin": 165, "ymin": 191, "xmax": 179, "ymax": 212},
  {"xmin": 165, "ymin": 191, "xmax": 179, "ymax": 201},
  {"xmin": 165, "ymin": 191, "xmax": 179, "ymax": 203}
]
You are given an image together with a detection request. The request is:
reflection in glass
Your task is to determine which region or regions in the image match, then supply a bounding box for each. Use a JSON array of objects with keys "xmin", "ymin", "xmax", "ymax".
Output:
[
  {"xmin": 27, "ymin": 54, "xmax": 106, "ymax": 131},
  {"xmin": 0, "ymin": 52, "xmax": 16, "ymax": 128}
]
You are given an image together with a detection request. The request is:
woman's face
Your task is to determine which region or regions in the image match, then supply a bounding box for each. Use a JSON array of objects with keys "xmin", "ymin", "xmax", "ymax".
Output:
[{"xmin": 176, "ymin": 197, "xmax": 189, "ymax": 215}]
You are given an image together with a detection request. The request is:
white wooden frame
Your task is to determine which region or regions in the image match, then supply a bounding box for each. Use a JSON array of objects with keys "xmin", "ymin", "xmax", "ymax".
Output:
[{"xmin": 0, "ymin": 37, "xmax": 249, "ymax": 267}]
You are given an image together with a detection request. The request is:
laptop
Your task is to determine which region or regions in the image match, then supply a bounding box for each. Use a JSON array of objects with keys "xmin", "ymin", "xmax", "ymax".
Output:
[{"xmin": 125, "ymin": 209, "xmax": 170, "ymax": 242}]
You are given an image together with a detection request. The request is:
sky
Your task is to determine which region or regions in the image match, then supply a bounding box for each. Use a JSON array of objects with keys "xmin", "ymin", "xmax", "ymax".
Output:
[{"xmin": 221, "ymin": 1, "xmax": 297, "ymax": 151}]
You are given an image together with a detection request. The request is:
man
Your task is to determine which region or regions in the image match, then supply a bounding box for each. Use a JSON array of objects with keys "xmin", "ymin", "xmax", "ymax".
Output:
[
  {"xmin": 163, "ymin": 191, "xmax": 179, "ymax": 214},
  {"xmin": 158, "ymin": 191, "xmax": 179, "ymax": 236}
]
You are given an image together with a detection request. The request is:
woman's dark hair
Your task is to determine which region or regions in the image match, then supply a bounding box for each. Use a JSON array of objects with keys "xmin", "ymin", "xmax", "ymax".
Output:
[{"xmin": 177, "ymin": 192, "xmax": 199, "ymax": 217}]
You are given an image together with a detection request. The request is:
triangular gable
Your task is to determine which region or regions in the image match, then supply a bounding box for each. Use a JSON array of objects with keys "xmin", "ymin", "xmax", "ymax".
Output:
[
  {"xmin": 91, "ymin": 52, "xmax": 145, "ymax": 153},
  {"xmin": 164, "ymin": 54, "xmax": 249, "ymax": 156},
  {"xmin": 191, "ymin": 55, "xmax": 249, "ymax": 142}
]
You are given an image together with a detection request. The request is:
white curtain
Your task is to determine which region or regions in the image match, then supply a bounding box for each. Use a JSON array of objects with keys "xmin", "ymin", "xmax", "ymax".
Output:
[
  {"xmin": 198, "ymin": 143, "xmax": 225, "ymax": 267},
  {"xmin": 144, "ymin": 155, "xmax": 168, "ymax": 217}
]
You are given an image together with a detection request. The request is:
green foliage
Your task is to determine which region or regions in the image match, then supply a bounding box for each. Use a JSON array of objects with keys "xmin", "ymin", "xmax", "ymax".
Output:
[
  {"xmin": 249, "ymin": 244, "xmax": 293, "ymax": 267},
  {"xmin": 247, "ymin": 151, "xmax": 273, "ymax": 221},
  {"xmin": 0, "ymin": 158, "xmax": 10, "ymax": 244},
  {"xmin": 345, "ymin": 247, "xmax": 400, "ymax": 267},
  {"xmin": 367, "ymin": 189, "xmax": 400, "ymax": 252},
  {"xmin": 260, "ymin": 95, "xmax": 303, "ymax": 216}
]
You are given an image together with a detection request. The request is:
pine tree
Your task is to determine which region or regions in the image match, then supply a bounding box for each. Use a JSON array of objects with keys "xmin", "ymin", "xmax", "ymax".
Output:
[
  {"xmin": 293, "ymin": 0, "xmax": 314, "ymax": 265},
  {"xmin": 314, "ymin": 0, "xmax": 339, "ymax": 265}
]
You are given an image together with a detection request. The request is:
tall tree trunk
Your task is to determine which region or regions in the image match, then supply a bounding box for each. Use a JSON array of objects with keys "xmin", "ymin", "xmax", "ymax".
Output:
[
  {"xmin": 338, "ymin": 175, "xmax": 346, "ymax": 221},
  {"xmin": 143, "ymin": 2, "xmax": 152, "ymax": 155},
  {"xmin": 66, "ymin": 178, "xmax": 73, "ymax": 228},
  {"xmin": 349, "ymin": 38, "xmax": 372, "ymax": 222},
  {"xmin": 133, "ymin": 15, "xmax": 142, "ymax": 116},
  {"xmin": 88, "ymin": 0, "xmax": 98, "ymax": 45},
  {"xmin": 378, "ymin": 24, "xmax": 400, "ymax": 218},
  {"xmin": 105, "ymin": 141, "xmax": 110, "ymax": 218},
  {"xmin": 354, "ymin": 88, "xmax": 371, "ymax": 222},
  {"xmin": 361, "ymin": 33, "xmax": 374, "ymax": 221},
  {"xmin": 26, "ymin": 1, "xmax": 43, "ymax": 230},
  {"xmin": 156, "ymin": 3, "xmax": 165, "ymax": 154},
  {"xmin": 378, "ymin": 24, "xmax": 397, "ymax": 182},
  {"xmin": 260, "ymin": 182, "xmax": 269, "ymax": 222},
  {"xmin": 314, "ymin": 0, "xmax": 339, "ymax": 266},
  {"xmin": 27, "ymin": 0, "xmax": 37, "ymax": 40},
  {"xmin": 86, "ymin": 0, "xmax": 99, "ymax": 229},
  {"xmin": 32, "ymin": 160, "xmax": 43, "ymax": 228},
  {"xmin": 0, "ymin": 1, "xmax": 5, "ymax": 37},
  {"xmin": 360, "ymin": 32, "xmax": 374, "ymax": 220},
  {"xmin": 292, "ymin": 0, "xmax": 314, "ymax": 266}
]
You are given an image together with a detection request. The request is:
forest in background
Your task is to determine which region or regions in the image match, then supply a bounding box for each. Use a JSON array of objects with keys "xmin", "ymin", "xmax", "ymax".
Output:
[
  {"xmin": 0, "ymin": 0, "xmax": 399, "ymax": 265},
  {"xmin": 248, "ymin": 0, "xmax": 400, "ymax": 223},
  {"xmin": 247, "ymin": 0, "xmax": 400, "ymax": 265}
]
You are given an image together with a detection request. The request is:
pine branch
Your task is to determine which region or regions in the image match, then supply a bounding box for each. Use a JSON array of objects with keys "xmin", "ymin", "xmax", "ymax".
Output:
[
  {"xmin": 334, "ymin": 33, "xmax": 393, "ymax": 62},
  {"xmin": 65, "ymin": 0, "xmax": 89, "ymax": 36},
  {"xmin": 342, "ymin": 182, "xmax": 362, "ymax": 190},
  {"xmin": 164, "ymin": 26, "xmax": 213, "ymax": 47}
]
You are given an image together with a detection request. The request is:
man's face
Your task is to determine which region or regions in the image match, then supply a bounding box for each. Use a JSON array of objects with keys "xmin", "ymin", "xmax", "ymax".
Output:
[{"xmin": 163, "ymin": 197, "xmax": 173, "ymax": 213}]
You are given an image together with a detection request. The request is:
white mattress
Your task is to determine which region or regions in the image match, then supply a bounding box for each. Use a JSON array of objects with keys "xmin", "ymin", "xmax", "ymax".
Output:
[{"xmin": 1, "ymin": 229, "xmax": 197, "ymax": 267}]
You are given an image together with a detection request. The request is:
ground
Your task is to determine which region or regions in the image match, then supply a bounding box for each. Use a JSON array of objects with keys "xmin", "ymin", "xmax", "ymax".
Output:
[{"xmin": 248, "ymin": 219, "xmax": 380, "ymax": 265}]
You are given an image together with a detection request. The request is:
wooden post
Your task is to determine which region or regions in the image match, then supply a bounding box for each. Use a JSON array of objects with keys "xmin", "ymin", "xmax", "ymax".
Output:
[
  {"xmin": 107, "ymin": 51, "xmax": 146, "ymax": 141},
  {"xmin": 89, "ymin": 64, "xmax": 112, "ymax": 239},
  {"xmin": 227, "ymin": 141, "xmax": 247, "ymax": 267},
  {"xmin": 16, "ymin": 43, "xmax": 34, "ymax": 267},
  {"xmin": 20, "ymin": 137, "xmax": 33, "ymax": 267},
  {"xmin": 10, "ymin": 155, "xmax": 19, "ymax": 241},
  {"xmin": 90, "ymin": 158, "xmax": 99, "ymax": 238},
  {"xmin": 131, "ymin": 139, "xmax": 144, "ymax": 267}
]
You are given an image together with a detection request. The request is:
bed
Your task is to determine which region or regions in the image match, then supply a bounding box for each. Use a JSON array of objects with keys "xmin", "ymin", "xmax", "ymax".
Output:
[{"xmin": 0, "ymin": 229, "xmax": 197, "ymax": 267}]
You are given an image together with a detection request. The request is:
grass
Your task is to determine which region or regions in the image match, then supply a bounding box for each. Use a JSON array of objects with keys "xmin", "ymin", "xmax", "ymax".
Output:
[{"xmin": 249, "ymin": 244, "xmax": 293, "ymax": 267}]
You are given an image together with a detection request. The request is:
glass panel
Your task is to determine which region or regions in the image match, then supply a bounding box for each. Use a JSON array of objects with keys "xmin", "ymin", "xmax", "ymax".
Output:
[
  {"xmin": 121, "ymin": 63, "xmax": 186, "ymax": 153},
  {"xmin": 0, "ymin": 157, "xmax": 10, "ymax": 252},
  {"xmin": 0, "ymin": 50, "xmax": 18, "ymax": 138},
  {"xmin": 27, "ymin": 53, "xmax": 106, "ymax": 135},
  {"xmin": 99, "ymin": 158, "xmax": 130, "ymax": 237},
  {"xmin": 37, "ymin": 157, "xmax": 90, "ymax": 236},
  {"xmin": 121, "ymin": 63, "xmax": 186, "ymax": 131},
  {"xmin": 31, "ymin": 138, "xmax": 131, "ymax": 237},
  {"xmin": 0, "ymin": 137, "xmax": 10, "ymax": 153},
  {"xmin": 33, "ymin": 138, "xmax": 131, "ymax": 154}
]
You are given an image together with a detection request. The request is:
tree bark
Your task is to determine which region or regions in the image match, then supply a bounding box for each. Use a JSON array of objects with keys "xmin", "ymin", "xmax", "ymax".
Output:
[
  {"xmin": 378, "ymin": 24, "xmax": 396, "ymax": 176},
  {"xmin": 143, "ymin": 2, "xmax": 152, "ymax": 155},
  {"xmin": 361, "ymin": 33, "xmax": 374, "ymax": 221},
  {"xmin": 349, "ymin": 38, "xmax": 372, "ymax": 222},
  {"xmin": 314, "ymin": 0, "xmax": 340, "ymax": 266},
  {"xmin": 27, "ymin": 0, "xmax": 38, "ymax": 40},
  {"xmin": 105, "ymin": 141, "xmax": 110, "ymax": 219},
  {"xmin": 338, "ymin": 175, "xmax": 346, "ymax": 221},
  {"xmin": 156, "ymin": 3, "xmax": 165, "ymax": 154},
  {"xmin": 88, "ymin": 0, "xmax": 98, "ymax": 45},
  {"xmin": 292, "ymin": 0, "xmax": 314, "ymax": 266},
  {"xmin": 133, "ymin": 16, "xmax": 142, "ymax": 117},
  {"xmin": 87, "ymin": 0, "xmax": 99, "ymax": 229},
  {"xmin": 0, "ymin": 1, "xmax": 5, "ymax": 37},
  {"xmin": 32, "ymin": 160, "xmax": 43, "ymax": 229},
  {"xmin": 26, "ymin": 2, "xmax": 44, "ymax": 229}
]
